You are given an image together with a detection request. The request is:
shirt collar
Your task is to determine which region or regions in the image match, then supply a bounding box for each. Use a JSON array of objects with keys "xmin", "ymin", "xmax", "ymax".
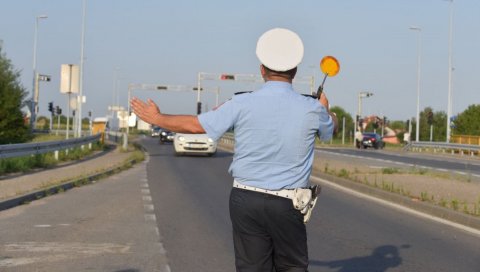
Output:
[{"xmin": 262, "ymin": 81, "xmax": 294, "ymax": 92}]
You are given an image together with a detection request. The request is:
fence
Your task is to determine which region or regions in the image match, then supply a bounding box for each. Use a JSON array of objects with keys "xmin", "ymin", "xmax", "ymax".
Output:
[
  {"xmin": 0, "ymin": 134, "xmax": 101, "ymax": 159},
  {"xmin": 405, "ymin": 141, "xmax": 480, "ymax": 156},
  {"xmin": 451, "ymin": 135, "xmax": 480, "ymax": 146}
]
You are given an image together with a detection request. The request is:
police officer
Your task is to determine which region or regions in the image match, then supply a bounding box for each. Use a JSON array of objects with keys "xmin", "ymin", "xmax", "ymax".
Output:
[{"xmin": 131, "ymin": 28, "xmax": 337, "ymax": 272}]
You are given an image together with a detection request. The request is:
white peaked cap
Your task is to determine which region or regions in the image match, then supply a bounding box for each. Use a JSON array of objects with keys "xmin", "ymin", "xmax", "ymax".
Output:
[{"xmin": 256, "ymin": 28, "xmax": 304, "ymax": 72}]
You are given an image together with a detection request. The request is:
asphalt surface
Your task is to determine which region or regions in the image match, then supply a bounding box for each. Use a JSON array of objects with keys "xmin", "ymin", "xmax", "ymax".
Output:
[
  {"xmin": 1, "ymin": 138, "xmax": 479, "ymax": 271},
  {"xmin": 142, "ymin": 138, "xmax": 480, "ymax": 272},
  {"xmin": 0, "ymin": 157, "xmax": 169, "ymax": 271},
  {"xmin": 316, "ymin": 147, "xmax": 480, "ymax": 178}
]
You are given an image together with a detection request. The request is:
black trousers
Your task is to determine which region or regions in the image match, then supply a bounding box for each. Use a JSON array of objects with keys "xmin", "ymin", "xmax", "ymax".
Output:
[{"xmin": 229, "ymin": 188, "xmax": 308, "ymax": 272}]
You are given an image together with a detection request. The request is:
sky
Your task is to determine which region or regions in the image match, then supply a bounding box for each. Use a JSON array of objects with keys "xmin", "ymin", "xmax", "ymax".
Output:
[{"xmin": 1, "ymin": 0, "xmax": 479, "ymax": 123}]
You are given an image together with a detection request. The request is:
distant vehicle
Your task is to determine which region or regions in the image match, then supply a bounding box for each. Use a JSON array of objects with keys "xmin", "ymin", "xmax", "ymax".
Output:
[
  {"xmin": 159, "ymin": 129, "xmax": 175, "ymax": 144},
  {"xmin": 173, "ymin": 133, "xmax": 217, "ymax": 156},
  {"xmin": 360, "ymin": 133, "xmax": 385, "ymax": 149},
  {"xmin": 151, "ymin": 126, "xmax": 161, "ymax": 137}
]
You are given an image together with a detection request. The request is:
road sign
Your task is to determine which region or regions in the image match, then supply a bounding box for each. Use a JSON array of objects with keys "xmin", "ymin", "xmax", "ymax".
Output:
[{"xmin": 60, "ymin": 64, "xmax": 79, "ymax": 94}]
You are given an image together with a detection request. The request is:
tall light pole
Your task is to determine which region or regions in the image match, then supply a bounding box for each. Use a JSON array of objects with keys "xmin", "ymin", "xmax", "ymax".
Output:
[
  {"xmin": 445, "ymin": 0, "xmax": 454, "ymax": 142},
  {"xmin": 354, "ymin": 91, "xmax": 373, "ymax": 147},
  {"xmin": 77, "ymin": 0, "xmax": 87, "ymax": 137},
  {"xmin": 410, "ymin": 26, "xmax": 422, "ymax": 142},
  {"xmin": 30, "ymin": 14, "xmax": 48, "ymax": 130},
  {"xmin": 358, "ymin": 91, "xmax": 374, "ymax": 118}
]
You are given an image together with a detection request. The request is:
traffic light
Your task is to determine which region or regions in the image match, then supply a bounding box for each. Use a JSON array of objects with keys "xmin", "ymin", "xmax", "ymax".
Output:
[
  {"xmin": 38, "ymin": 74, "xmax": 51, "ymax": 82},
  {"xmin": 72, "ymin": 110, "xmax": 76, "ymax": 116},
  {"xmin": 406, "ymin": 119, "xmax": 410, "ymax": 130},
  {"xmin": 56, "ymin": 106, "xmax": 62, "ymax": 115},
  {"xmin": 88, "ymin": 111, "xmax": 92, "ymax": 117},
  {"xmin": 220, "ymin": 74, "xmax": 235, "ymax": 80},
  {"xmin": 48, "ymin": 102, "xmax": 53, "ymax": 113},
  {"xmin": 383, "ymin": 116, "xmax": 387, "ymax": 125},
  {"xmin": 197, "ymin": 102, "xmax": 202, "ymax": 114}
]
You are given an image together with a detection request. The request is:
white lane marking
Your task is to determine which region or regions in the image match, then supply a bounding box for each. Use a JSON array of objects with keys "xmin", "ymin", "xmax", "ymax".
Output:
[
  {"xmin": 311, "ymin": 175, "xmax": 480, "ymax": 238},
  {"xmin": 141, "ymin": 183, "xmax": 149, "ymax": 188},
  {"xmin": 316, "ymin": 149, "xmax": 479, "ymax": 176},
  {"xmin": 142, "ymin": 195, "xmax": 152, "ymax": 202},
  {"xmin": 0, "ymin": 255, "xmax": 69, "ymax": 267},
  {"xmin": 141, "ymin": 189, "xmax": 151, "ymax": 195},
  {"xmin": 58, "ymin": 224, "xmax": 71, "ymax": 227},
  {"xmin": 0, "ymin": 243, "xmax": 131, "ymax": 267},
  {"xmin": 33, "ymin": 225, "xmax": 51, "ymax": 228},
  {"xmin": 4, "ymin": 242, "xmax": 130, "ymax": 254},
  {"xmin": 144, "ymin": 214, "xmax": 157, "ymax": 222},
  {"xmin": 143, "ymin": 204, "xmax": 154, "ymax": 212}
]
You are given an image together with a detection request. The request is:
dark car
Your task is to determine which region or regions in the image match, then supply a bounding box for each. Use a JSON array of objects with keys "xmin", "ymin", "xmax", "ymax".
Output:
[
  {"xmin": 361, "ymin": 133, "xmax": 385, "ymax": 149},
  {"xmin": 151, "ymin": 126, "xmax": 161, "ymax": 137},
  {"xmin": 159, "ymin": 129, "xmax": 175, "ymax": 144}
]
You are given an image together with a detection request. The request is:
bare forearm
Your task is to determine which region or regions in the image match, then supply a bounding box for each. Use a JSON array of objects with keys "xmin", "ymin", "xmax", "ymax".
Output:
[{"xmin": 152, "ymin": 114, "xmax": 205, "ymax": 134}]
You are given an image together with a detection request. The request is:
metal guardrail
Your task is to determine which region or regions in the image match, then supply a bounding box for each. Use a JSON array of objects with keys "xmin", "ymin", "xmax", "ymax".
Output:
[
  {"xmin": 0, "ymin": 134, "xmax": 101, "ymax": 159},
  {"xmin": 220, "ymin": 132, "xmax": 235, "ymax": 146},
  {"xmin": 405, "ymin": 141, "xmax": 480, "ymax": 156}
]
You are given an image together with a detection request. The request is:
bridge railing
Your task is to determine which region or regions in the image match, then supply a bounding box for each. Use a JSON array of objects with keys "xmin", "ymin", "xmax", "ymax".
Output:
[
  {"xmin": 404, "ymin": 141, "xmax": 480, "ymax": 156},
  {"xmin": 0, "ymin": 134, "xmax": 101, "ymax": 159}
]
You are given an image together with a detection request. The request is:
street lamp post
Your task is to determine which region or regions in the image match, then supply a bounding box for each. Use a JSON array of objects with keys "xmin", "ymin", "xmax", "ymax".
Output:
[
  {"xmin": 410, "ymin": 26, "xmax": 422, "ymax": 142},
  {"xmin": 77, "ymin": 0, "xmax": 87, "ymax": 137},
  {"xmin": 445, "ymin": 0, "xmax": 454, "ymax": 142},
  {"xmin": 354, "ymin": 91, "xmax": 373, "ymax": 147},
  {"xmin": 358, "ymin": 91, "xmax": 373, "ymax": 118},
  {"xmin": 30, "ymin": 15, "xmax": 48, "ymax": 131}
]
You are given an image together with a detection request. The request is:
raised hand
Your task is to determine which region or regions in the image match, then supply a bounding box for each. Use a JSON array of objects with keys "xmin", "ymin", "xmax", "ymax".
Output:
[{"xmin": 130, "ymin": 97, "xmax": 161, "ymax": 125}]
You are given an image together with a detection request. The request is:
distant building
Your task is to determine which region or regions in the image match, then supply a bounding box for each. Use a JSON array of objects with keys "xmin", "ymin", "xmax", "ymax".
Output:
[{"xmin": 137, "ymin": 119, "xmax": 151, "ymax": 131}]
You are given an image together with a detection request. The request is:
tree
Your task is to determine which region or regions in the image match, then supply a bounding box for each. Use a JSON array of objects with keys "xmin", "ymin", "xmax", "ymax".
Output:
[
  {"xmin": 0, "ymin": 46, "xmax": 32, "ymax": 144},
  {"xmin": 411, "ymin": 107, "xmax": 447, "ymax": 142},
  {"xmin": 330, "ymin": 106, "xmax": 353, "ymax": 140},
  {"xmin": 454, "ymin": 104, "xmax": 480, "ymax": 135}
]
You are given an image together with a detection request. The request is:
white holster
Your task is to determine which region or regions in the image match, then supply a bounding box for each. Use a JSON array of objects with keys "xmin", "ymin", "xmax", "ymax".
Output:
[{"xmin": 292, "ymin": 185, "xmax": 321, "ymax": 223}]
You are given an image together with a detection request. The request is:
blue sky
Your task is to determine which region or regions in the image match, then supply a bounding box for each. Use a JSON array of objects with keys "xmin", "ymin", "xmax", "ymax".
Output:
[{"xmin": 1, "ymin": 0, "xmax": 479, "ymax": 121}]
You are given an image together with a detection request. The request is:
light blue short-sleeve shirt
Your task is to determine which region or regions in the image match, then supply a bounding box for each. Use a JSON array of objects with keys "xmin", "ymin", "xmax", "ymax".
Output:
[{"xmin": 198, "ymin": 81, "xmax": 333, "ymax": 190}]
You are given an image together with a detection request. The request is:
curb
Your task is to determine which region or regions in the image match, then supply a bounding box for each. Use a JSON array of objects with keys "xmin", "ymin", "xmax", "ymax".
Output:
[{"xmin": 0, "ymin": 157, "xmax": 140, "ymax": 212}]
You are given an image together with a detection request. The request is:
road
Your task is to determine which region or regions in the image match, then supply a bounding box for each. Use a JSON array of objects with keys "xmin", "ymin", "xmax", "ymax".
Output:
[
  {"xmin": 316, "ymin": 147, "xmax": 480, "ymax": 178},
  {"xmin": 0, "ymin": 137, "xmax": 479, "ymax": 271},
  {"xmin": 143, "ymin": 138, "xmax": 480, "ymax": 271}
]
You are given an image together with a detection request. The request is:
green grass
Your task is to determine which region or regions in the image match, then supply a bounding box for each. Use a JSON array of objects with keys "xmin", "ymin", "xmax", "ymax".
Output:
[
  {"xmin": 382, "ymin": 167, "xmax": 400, "ymax": 174},
  {"xmin": 31, "ymin": 134, "xmax": 65, "ymax": 143},
  {"xmin": 0, "ymin": 142, "xmax": 104, "ymax": 176}
]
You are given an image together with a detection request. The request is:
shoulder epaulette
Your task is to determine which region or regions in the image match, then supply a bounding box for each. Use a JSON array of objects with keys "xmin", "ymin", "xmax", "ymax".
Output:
[
  {"xmin": 234, "ymin": 91, "xmax": 252, "ymax": 96},
  {"xmin": 301, "ymin": 94, "xmax": 318, "ymax": 99}
]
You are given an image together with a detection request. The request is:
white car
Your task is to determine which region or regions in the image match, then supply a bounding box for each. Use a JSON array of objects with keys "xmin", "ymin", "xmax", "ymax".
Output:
[{"xmin": 173, "ymin": 133, "xmax": 217, "ymax": 156}]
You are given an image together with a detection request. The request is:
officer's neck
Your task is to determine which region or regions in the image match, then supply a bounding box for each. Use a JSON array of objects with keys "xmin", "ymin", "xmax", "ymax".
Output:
[{"xmin": 265, "ymin": 75, "xmax": 293, "ymax": 83}]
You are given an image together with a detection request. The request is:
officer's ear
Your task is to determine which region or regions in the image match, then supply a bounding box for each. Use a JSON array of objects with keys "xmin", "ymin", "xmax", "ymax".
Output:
[{"xmin": 260, "ymin": 65, "xmax": 267, "ymax": 79}]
